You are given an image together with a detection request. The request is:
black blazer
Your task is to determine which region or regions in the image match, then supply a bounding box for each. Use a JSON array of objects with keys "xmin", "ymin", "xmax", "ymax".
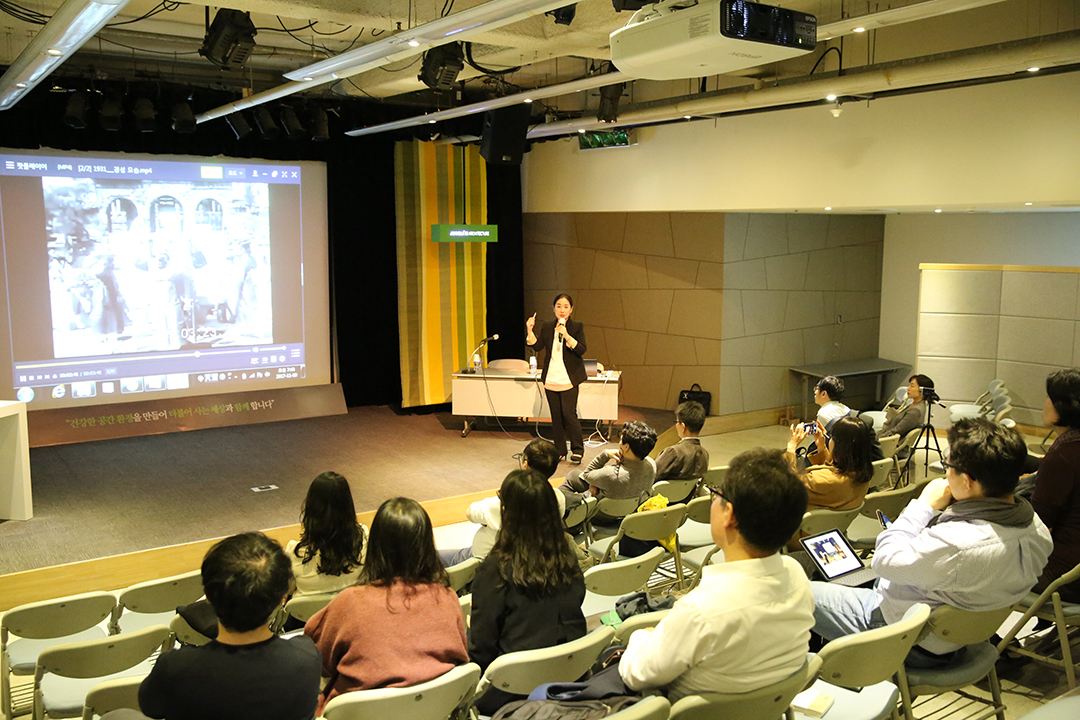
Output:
[{"xmin": 527, "ymin": 318, "xmax": 587, "ymax": 387}]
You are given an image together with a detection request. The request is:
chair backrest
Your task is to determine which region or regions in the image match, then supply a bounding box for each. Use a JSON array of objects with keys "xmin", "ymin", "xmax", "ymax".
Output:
[
  {"xmin": 285, "ymin": 592, "xmax": 337, "ymax": 624},
  {"xmin": 684, "ymin": 495, "xmax": 711, "ymax": 525},
  {"xmin": 859, "ymin": 483, "xmax": 921, "ymax": 520},
  {"xmin": 650, "ymin": 479, "xmax": 699, "ymax": 503},
  {"xmin": 481, "ymin": 626, "xmax": 616, "ymax": 696},
  {"xmin": 991, "ymin": 405, "xmax": 1013, "ymax": 423},
  {"xmin": 870, "ymin": 458, "xmax": 894, "ymax": 489},
  {"xmin": 459, "ymin": 594, "xmax": 472, "ymax": 626},
  {"xmin": 110, "ymin": 570, "xmax": 203, "ymax": 632},
  {"xmin": 702, "ymin": 466, "xmax": 728, "ymax": 490},
  {"xmin": 799, "ymin": 504, "xmax": 864, "ymax": 537},
  {"xmin": 620, "ymin": 504, "xmax": 689, "ymax": 542},
  {"xmin": 593, "ymin": 496, "xmax": 641, "ymax": 521},
  {"xmin": 583, "ymin": 547, "xmax": 665, "ymax": 597},
  {"xmin": 816, "ymin": 603, "xmax": 931, "ymax": 689},
  {"xmin": 608, "ymin": 695, "xmax": 671, "ymax": 720},
  {"xmin": 487, "ymin": 359, "xmax": 531, "ymax": 372},
  {"xmin": 897, "ymin": 428, "xmax": 921, "ymax": 452},
  {"xmin": 920, "ymin": 605, "xmax": 1015, "ymax": 648},
  {"xmin": 81, "ymin": 675, "xmax": 144, "ymax": 720},
  {"xmin": 37, "ymin": 625, "xmax": 170, "ymax": 681},
  {"xmin": 669, "ymin": 655, "xmax": 823, "ymax": 720},
  {"xmin": 613, "ymin": 610, "xmax": 671, "ymax": 645},
  {"xmin": 3, "ymin": 592, "xmax": 117, "ymax": 640},
  {"xmin": 168, "ymin": 614, "xmax": 211, "ymax": 647},
  {"xmin": 322, "ymin": 662, "xmax": 481, "ymax": 720},
  {"xmin": 446, "ymin": 557, "xmax": 481, "ymax": 593},
  {"xmin": 563, "ymin": 495, "xmax": 595, "ymax": 530},
  {"xmin": 878, "ymin": 434, "xmax": 900, "ymax": 460}
]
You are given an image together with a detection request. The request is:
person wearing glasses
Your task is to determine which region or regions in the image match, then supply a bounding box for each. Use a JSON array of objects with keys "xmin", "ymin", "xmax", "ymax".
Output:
[
  {"xmin": 618, "ymin": 448, "xmax": 814, "ymax": 702},
  {"xmin": 810, "ymin": 417, "xmax": 1052, "ymax": 667}
]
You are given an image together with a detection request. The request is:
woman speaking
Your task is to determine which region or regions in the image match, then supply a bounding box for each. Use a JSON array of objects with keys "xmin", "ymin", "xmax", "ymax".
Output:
[{"xmin": 527, "ymin": 294, "xmax": 587, "ymax": 464}]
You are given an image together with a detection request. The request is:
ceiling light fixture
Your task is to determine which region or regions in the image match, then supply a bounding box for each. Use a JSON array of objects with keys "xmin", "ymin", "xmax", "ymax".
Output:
[
  {"xmin": 824, "ymin": 207, "xmax": 833, "ymax": 211},
  {"xmin": 524, "ymin": 98, "xmax": 533, "ymax": 103},
  {"xmin": 1027, "ymin": 66, "xmax": 1040, "ymax": 72},
  {"xmin": 830, "ymin": 102, "xmax": 842, "ymax": 117},
  {"xmin": 546, "ymin": 5, "xmax": 577, "ymax": 25},
  {"xmin": 418, "ymin": 43, "xmax": 465, "ymax": 92},
  {"xmin": 934, "ymin": 208, "xmax": 942, "ymax": 213},
  {"xmin": 199, "ymin": 9, "xmax": 257, "ymax": 68},
  {"xmin": 597, "ymin": 82, "xmax": 626, "ymax": 123},
  {"xmin": 853, "ymin": 27, "xmax": 866, "ymax": 33},
  {"xmin": 826, "ymin": 94, "xmax": 837, "ymax": 101}
]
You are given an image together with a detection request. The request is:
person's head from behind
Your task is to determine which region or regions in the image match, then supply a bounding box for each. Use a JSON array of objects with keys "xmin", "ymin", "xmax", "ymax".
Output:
[
  {"xmin": 945, "ymin": 417, "xmax": 1026, "ymax": 499},
  {"xmin": 675, "ymin": 401, "xmax": 706, "ymax": 436},
  {"xmin": 491, "ymin": 469, "xmax": 579, "ymax": 597},
  {"xmin": 829, "ymin": 417, "xmax": 874, "ymax": 485},
  {"xmin": 815, "ymin": 376, "xmax": 844, "ymax": 403},
  {"xmin": 361, "ymin": 497, "xmax": 449, "ymax": 587},
  {"xmin": 297, "ymin": 471, "xmax": 364, "ymax": 576},
  {"xmin": 713, "ymin": 448, "xmax": 808, "ymax": 556},
  {"xmin": 522, "ymin": 438, "xmax": 560, "ymax": 479},
  {"xmin": 908, "ymin": 374, "xmax": 934, "ymax": 403},
  {"xmin": 202, "ymin": 532, "xmax": 291, "ymax": 633},
  {"xmin": 1045, "ymin": 368, "xmax": 1080, "ymax": 430},
  {"xmin": 620, "ymin": 421, "xmax": 657, "ymax": 460}
]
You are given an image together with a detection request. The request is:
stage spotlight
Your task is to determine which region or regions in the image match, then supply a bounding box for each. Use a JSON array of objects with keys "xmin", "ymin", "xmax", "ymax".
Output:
[
  {"xmin": 225, "ymin": 112, "xmax": 251, "ymax": 140},
  {"xmin": 99, "ymin": 95, "xmax": 123, "ymax": 131},
  {"xmin": 63, "ymin": 91, "xmax": 88, "ymax": 129},
  {"xmin": 253, "ymin": 106, "xmax": 280, "ymax": 140},
  {"xmin": 308, "ymin": 107, "xmax": 329, "ymax": 141},
  {"xmin": 133, "ymin": 98, "xmax": 156, "ymax": 132},
  {"xmin": 200, "ymin": 9, "xmax": 257, "ymax": 68},
  {"xmin": 596, "ymin": 82, "xmax": 625, "ymax": 123},
  {"xmin": 171, "ymin": 100, "xmax": 195, "ymax": 133},
  {"xmin": 280, "ymin": 106, "xmax": 308, "ymax": 139},
  {"xmin": 546, "ymin": 4, "xmax": 577, "ymax": 25},
  {"xmin": 418, "ymin": 42, "xmax": 464, "ymax": 92}
]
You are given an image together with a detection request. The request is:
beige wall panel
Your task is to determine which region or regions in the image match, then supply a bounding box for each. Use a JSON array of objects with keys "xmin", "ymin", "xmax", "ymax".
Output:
[
  {"xmin": 526, "ymin": 290, "xmax": 558, "ymax": 319},
  {"xmin": 787, "ymin": 215, "xmax": 830, "ymax": 254},
  {"xmin": 696, "ymin": 337, "xmax": 722, "ymax": 366},
  {"xmin": 784, "ymin": 291, "xmax": 827, "ymax": 331},
  {"xmin": 646, "ymin": 255, "xmax": 700, "ymax": 289},
  {"xmin": 741, "ymin": 366, "xmax": 789, "ymax": 412},
  {"xmin": 743, "ymin": 214, "xmax": 790, "ymax": 260},
  {"xmin": 522, "ymin": 243, "xmax": 559, "ymax": 291},
  {"xmin": 996, "ymin": 360, "xmax": 1060, "ymax": 412},
  {"xmin": 722, "ymin": 335, "xmax": 766, "ymax": 366},
  {"xmin": 1000, "ymin": 271, "xmax": 1078, "ymax": 321},
  {"xmin": 671, "ymin": 213, "xmax": 725, "ymax": 262},
  {"xmin": 835, "ymin": 292, "xmax": 881, "ymax": 323},
  {"xmin": 619, "ymin": 365, "xmax": 674, "ymax": 409},
  {"xmin": 620, "ymin": 289, "xmax": 675, "ymax": 334},
  {"xmin": 916, "ymin": 356, "xmax": 998, "ymax": 404},
  {"xmin": 766, "ymin": 253, "xmax": 809, "ymax": 290},
  {"xmin": 724, "ymin": 213, "xmax": 749, "ymax": 263},
  {"xmin": 645, "ymin": 333, "xmax": 699, "ymax": 366},
  {"xmin": 827, "ymin": 215, "xmax": 885, "ymax": 248},
  {"xmin": 842, "ymin": 244, "xmax": 882, "ymax": 292},
  {"xmin": 919, "ymin": 269, "xmax": 1002, "ymax": 315},
  {"xmin": 668, "ymin": 366, "xmax": 721, "ymax": 412},
  {"xmin": 838, "ymin": 318, "xmax": 881, "ymax": 361},
  {"xmin": 723, "ymin": 259, "xmax": 768, "ymax": 290},
  {"xmin": 552, "ymin": 246, "xmax": 598, "ymax": 289},
  {"xmin": 624, "ymin": 212, "xmax": 675, "ymax": 257},
  {"xmin": 718, "ymin": 365, "xmax": 744, "ymax": 414},
  {"xmin": 604, "ymin": 328, "xmax": 650, "ymax": 366},
  {"xmin": 997, "ymin": 316, "xmax": 1074, "ymax": 366},
  {"xmin": 803, "ymin": 248, "xmax": 846, "ymax": 292},
  {"xmin": 589, "ymin": 250, "xmax": 649, "ymax": 289},
  {"xmin": 588, "ymin": 327, "xmax": 610, "ymax": 364},
  {"xmin": 524, "ymin": 213, "xmax": 578, "ymax": 247},
  {"xmin": 668, "ymin": 289, "xmax": 724, "ymax": 340},
  {"xmin": 803, "ymin": 325, "xmax": 843, "ymax": 365},
  {"xmin": 574, "ymin": 212, "xmax": 626, "ymax": 252},
  {"xmin": 722, "ymin": 289, "xmax": 745, "ymax": 339},
  {"xmin": 917, "ymin": 314, "xmax": 1000, "ymax": 359},
  {"xmin": 1074, "ymin": 322, "xmax": 1080, "ymax": 366},
  {"xmin": 696, "ymin": 261, "xmax": 724, "ymax": 289},
  {"xmin": 742, "ymin": 290, "xmax": 789, "ymax": 336},
  {"xmin": 821, "ymin": 293, "xmax": 837, "ymax": 327},
  {"xmin": 572, "ymin": 290, "xmax": 625, "ymax": 329},
  {"xmin": 762, "ymin": 329, "xmax": 806, "ymax": 367}
]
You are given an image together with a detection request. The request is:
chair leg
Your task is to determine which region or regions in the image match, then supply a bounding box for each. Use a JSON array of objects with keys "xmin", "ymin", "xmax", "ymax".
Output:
[
  {"xmin": 672, "ymin": 546, "xmax": 686, "ymax": 590},
  {"xmin": 987, "ymin": 665, "xmax": 1005, "ymax": 720},
  {"xmin": 896, "ymin": 667, "xmax": 915, "ymax": 720},
  {"xmin": 1052, "ymin": 596, "xmax": 1077, "ymax": 689}
]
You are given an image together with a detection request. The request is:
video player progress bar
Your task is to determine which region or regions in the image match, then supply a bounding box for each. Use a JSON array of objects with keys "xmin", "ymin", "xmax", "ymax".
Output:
[{"xmin": 16, "ymin": 346, "xmax": 291, "ymax": 370}]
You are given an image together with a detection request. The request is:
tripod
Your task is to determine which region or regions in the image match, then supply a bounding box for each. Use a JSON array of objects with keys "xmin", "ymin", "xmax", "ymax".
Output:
[{"xmin": 901, "ymin": 400, "xmax": 946, "ymax": 485}]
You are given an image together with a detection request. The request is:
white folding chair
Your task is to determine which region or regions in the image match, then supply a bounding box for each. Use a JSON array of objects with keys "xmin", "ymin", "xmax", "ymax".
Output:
[
  {"xmin": 81, "ymin": 675, "xmax": 143, "ymax": 720},
  {"xmin": 588, "ymin": 505, "xmax": 689, "ymax": 589},
  {"xmin": 109, "ymin": 569, "xmax": 203, "ymax": 635},
  {"xmin": 669, "ymin": 655, "xmax": 822, "ymax": 720},
  {"xmin": 581, "ymin": 547, "xmax": 666, "ymax": 617},
  {"xmin": 446, "ymin": 557, "xmax": 482, "ymax": 593},
  {"xmin": 322, "ymin": 662, "xmax": 481, "ymax": 720}
]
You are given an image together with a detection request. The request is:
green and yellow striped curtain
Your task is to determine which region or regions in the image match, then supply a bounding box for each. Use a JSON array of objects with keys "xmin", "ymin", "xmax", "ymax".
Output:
[{"xmin": 395, "ymin": 140, "xmax": 487, "ymax": 408}]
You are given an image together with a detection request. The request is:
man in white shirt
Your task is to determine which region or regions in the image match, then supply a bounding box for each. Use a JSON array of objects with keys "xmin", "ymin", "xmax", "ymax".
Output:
[
  {"xmin": 619, "ymin": 447, "xmax": 814, "ymax": 702},
  {"xmin": 814, "ymin": 375, "xmax": 852, "ymax": 431}
]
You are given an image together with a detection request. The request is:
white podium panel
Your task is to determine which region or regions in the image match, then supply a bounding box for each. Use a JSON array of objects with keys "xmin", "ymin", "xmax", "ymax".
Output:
[
  {"xmin": 0, "ymin": 401, "xmax": 32, "ymax": 520},
  {"xmin": 451, "ymin": 370, "xmax": 620, "ymax": 421}
]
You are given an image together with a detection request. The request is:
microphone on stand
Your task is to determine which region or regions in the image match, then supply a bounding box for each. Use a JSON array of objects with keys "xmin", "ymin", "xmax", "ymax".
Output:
[{"xmin": 479, "ymin": 333, "xmax": 499, "ymax": 344}]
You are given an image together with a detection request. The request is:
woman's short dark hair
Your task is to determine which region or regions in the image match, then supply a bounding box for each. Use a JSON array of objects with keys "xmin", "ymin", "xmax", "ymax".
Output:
[
  {"xmin": 815, "ymin": 376, "xmax": 845, "ymax": 401},
  {"xmin": 360, "ymin": 498, "xmax": 449, "ymax": 589},
  {"xmin": 721, "ymin": 448, "xmax": 808, "ymax": 554},
  {"xmin": 828, "ymin": 417, "xmax": 874, "ymax": 485},
  {"xmin": 202, "ymin": 532, "xmax": 292, "ymax": 633},
  {"xmin": 946, "ymin": 418, "xmax": 1026, "ymax": 497},
  {"xmin": 621, "ymin": 421, "xmax": 657, "ymax": 459},
  {"xmin": 489, "ymin": 469, "xmax": 581, "ymax": 597},
  {"xmin": 1047, "ymin": 369, "xmax": 1080, "ymax": 429},
  {"xmin": 295, "ymin": 471, "xmax": 365, "ymax": 577},
  {"xmin": 909, "ymin": 374, "xmax": 934, "ymax": 392},
  {"xmin": 553, "ymin": 293, "xmax": 574, "ymax": 307}
]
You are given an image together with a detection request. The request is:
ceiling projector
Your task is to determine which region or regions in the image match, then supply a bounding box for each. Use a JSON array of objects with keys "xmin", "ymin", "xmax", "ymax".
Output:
[{"xmin": 610, "ymin": 0, "xmax": 817, "ymax": 80}]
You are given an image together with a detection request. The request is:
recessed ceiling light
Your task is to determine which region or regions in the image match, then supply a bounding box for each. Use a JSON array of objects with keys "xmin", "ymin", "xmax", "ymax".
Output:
[
  {"xmin": 824, "ymin": 206, "xmax": 832, "ymax": 211},
  {"xmin": 826, "ymin": 94, "xmax": 837, "ymax": 101},
  {"xmin": 853, "ymin": 27, "xmax": 866, "ymax": 33},
  {"xmin": 523, "ymin": 98, "xmax": 533, "ymax": 103},
  {"xmin": 683, "ymin": 115, "xmax": 691, "ymax": 119},
  {"xmin": 302, "ymin": 76, "xmax": 314, "ymax": 82},
  {"xmin": 577, "ymin": 129, "xmax": 586, "ymax": 133},
  {"xmin": 407, "ymin": 40, "xmax": 420, "ymax": 47},
  {"xmin": 934, "ymin": 209, "xmax": 942, "ymax": 213},
  {"xmin": 1027, "ymin": 67, "xmax": 1040, "ymax": 73},
  {"xmin": 15, "ymin": 82, "xmax": 27, "ymax": 88},
  {"xmin": 428, "ymin": 119, "xmax": 436, "ymax": 124},
  {"xmin": 1025, "ymin": 202, "xmax": 1033, "ymax": 206},
  {"xmin": 45, "ymin": 48, "xmax": 63, "ymax": 56}
]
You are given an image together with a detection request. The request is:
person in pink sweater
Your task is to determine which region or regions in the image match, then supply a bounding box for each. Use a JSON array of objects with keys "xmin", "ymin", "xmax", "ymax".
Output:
[{"xmin": 304, "ymin": 497, "xmax": 469, "ymax": 714}]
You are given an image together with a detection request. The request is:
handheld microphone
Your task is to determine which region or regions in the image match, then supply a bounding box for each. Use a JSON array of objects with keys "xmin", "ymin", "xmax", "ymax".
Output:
[
  {"xmin": 479, "ymin": 333, "xmax": 499, "ymax": 344},
  {"xmin": 556, "ymin": 317, "xmax": 566, "ymax": 344}
]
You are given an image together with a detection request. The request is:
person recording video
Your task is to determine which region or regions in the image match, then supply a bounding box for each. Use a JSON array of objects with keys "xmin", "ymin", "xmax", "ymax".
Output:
[
  {"xmin": 526, "ymin": 294, "xmax": 587, "ymax": 464},
  {"xmin": 878, "ymin": 374, "xmax": 936, "ymax": 443}
]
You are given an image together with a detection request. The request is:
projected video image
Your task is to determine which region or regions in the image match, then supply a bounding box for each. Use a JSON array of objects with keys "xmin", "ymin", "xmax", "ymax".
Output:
[{"xmin": 44, "ymin": 177, "xmax": 273, "ymax": 358}]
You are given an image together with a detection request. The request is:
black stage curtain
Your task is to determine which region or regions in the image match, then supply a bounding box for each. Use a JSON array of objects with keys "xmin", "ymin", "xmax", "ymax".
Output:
[{"xmin": 484, "ymin": 162, "xmax": 525, "ymax": 362}]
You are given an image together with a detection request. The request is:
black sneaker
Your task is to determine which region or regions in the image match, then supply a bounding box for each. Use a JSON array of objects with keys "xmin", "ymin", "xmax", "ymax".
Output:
[{"xmin": 570, "ymin": 452, "xmax": 583, "ymax": 465}]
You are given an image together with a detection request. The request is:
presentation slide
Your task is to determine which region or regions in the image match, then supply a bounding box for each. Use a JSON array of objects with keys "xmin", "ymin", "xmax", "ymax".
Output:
[{"xmin": 0, "ymin": 149, "xmax": 331, "ymax": 411}]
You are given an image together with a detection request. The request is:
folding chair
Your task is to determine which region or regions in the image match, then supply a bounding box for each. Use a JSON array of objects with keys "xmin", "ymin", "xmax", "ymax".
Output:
[
  {"xmin": 109, "ymin": 569, "xmax": 203, "ymax": 635},
  {"xmin": 81, "ymin": 675, "xmax": 143, "ymax": 720},
  {"xmin": 446, "ymin": 556, "xmax": 482, "ymax": 594},
  {"xmin": 798, "ymin": 504, "xmax": 864, "ymax": 538},
  {"xmin": 649, "ymin": 478, "xmax": 700, "ymax": 505},
  {"xmin": 322, "ymin": 662, "xmax": 481, "ymax": 720},
  {"xmin": 847, "ymin": 484, "xmax": 923, "ymax": 555},
  {"xmin": 669, "ymin": 655, "xmax": 823, "ymax": 720},
  {"xmin": 581, "ymin": 547, "xmax": 666, "ymax": 617},
  {"xmin": 588, "ymin": 505, "xmax": 689, "ymax": 588},
  {"xmin": 583, "ymin": 496, "xmax": 642, "ymax": 545}
]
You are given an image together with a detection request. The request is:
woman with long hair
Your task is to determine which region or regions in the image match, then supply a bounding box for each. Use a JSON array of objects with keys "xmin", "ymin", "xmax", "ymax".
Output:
[
  {"xmin": 787, "ymin": 416, "xmax": 874, "ymax": 511},
  {"xmin": 285, "ymin": 471, "xmax": 367, "ymax": 595},
  {"xmin": 304, "ymin": 498, "xmax": 468, "ymax": 715},
  {"xmin": 470, "ymin": 469, "xmax": 586, "ymax": 715}
]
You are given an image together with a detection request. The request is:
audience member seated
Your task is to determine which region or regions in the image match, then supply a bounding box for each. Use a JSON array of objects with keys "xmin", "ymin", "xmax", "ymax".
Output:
[
  {"xmin": 470, "ymin": 469, "xmax": 587, "ymax": 715},
  {"xmin": 1030, "ymin": 368, "xmax": 1080, "ymax": 603},
  {"xmin": 811, "ymin": 418, "xmax": 1053, "ymax": 667},
  {"xmin": 111, "ymin": 532, "xmax": 321, "ymax": 720},
  {"xmin": 814, "ymin": 375, "xmax": 853, "ymax": 432},
  {"xmin": 617, "ymin": 448, "xmax": 813, "ymax": 702},
  {"xmin": 286, "ymin": 471, "xmax": 367, "ymax": 596},
  {"xmin": 304, "ymin": 498, "xmax": 468, "ymax": 715},
  {"xmin": 559, "ymin": 421, "xmax": 657, "ymax": 518},
  {"xmin": 787, "ymin": 417, "xmax": 874, "ymax": 511},
  {"xmin": 652, "ymin": 401, "xmax": 710, "ymax": 503},
  {"xmin": 878, "ymin": 375, "xmax": 936, "ymax": 456},
  {"xmin": 440, "ymin": 439, "xmax": 564, "ymax": 567}
]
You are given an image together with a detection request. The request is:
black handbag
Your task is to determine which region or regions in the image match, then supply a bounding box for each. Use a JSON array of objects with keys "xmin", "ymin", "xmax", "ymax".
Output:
[{"xmin": 678, "ymin": 383, "xmax": 711, "ymax": 415}]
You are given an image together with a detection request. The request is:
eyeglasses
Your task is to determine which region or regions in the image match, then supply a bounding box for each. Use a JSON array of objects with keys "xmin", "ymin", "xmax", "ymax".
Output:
[
  {"xmin": 706, "ymin": 485, "xmax": 724, "ymax": 501},
  {"xmin": 941, "ymin": 459, "xmax": 964, "ymax": 475}
]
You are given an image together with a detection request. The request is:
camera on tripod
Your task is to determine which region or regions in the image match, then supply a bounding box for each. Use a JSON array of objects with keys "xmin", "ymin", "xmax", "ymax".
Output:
[{"xmin": 921, "ymin": 386, "xmax": 940, "ymax": 404}]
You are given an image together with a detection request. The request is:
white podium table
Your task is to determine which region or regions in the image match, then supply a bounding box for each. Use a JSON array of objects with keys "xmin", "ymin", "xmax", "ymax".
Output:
[
  {"xmin": 0, "ymin": 400, "xmax": 32, "ymax": 520},
  {"xmin": 451, "ymin": 369, "xmax": 621, "ymax": 437}
]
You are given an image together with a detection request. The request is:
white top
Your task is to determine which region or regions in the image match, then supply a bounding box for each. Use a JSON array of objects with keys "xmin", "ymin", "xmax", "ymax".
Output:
[
  {"xmin": 816, "ymin": 400, "xmax": 851, "ymax": 429},
  {"xmin": 285, "ymin": 527, "xmax": 368, "ymax": 596},
  {"xmin": 620, "ymin": 553, "xmax": 814, "ymax": 702},
  {"xmin": 467, "ymin": 488, "xmax": 567, "ymax": 559},
  {"xmin": 545, "ymin": 325, "xmax": 572, "ymax": 390}
]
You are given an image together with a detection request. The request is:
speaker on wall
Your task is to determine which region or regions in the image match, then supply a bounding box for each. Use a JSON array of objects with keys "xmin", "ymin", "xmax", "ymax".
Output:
[{"xmin": 480, "ymin": 105, "xmax": 533, "ymax": 165}]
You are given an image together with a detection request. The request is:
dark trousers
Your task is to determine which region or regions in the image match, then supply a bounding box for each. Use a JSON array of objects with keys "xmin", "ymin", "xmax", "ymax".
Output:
[{"xmin": 546, "ymin": 385, "xmax": 583, "ymax": 456}]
